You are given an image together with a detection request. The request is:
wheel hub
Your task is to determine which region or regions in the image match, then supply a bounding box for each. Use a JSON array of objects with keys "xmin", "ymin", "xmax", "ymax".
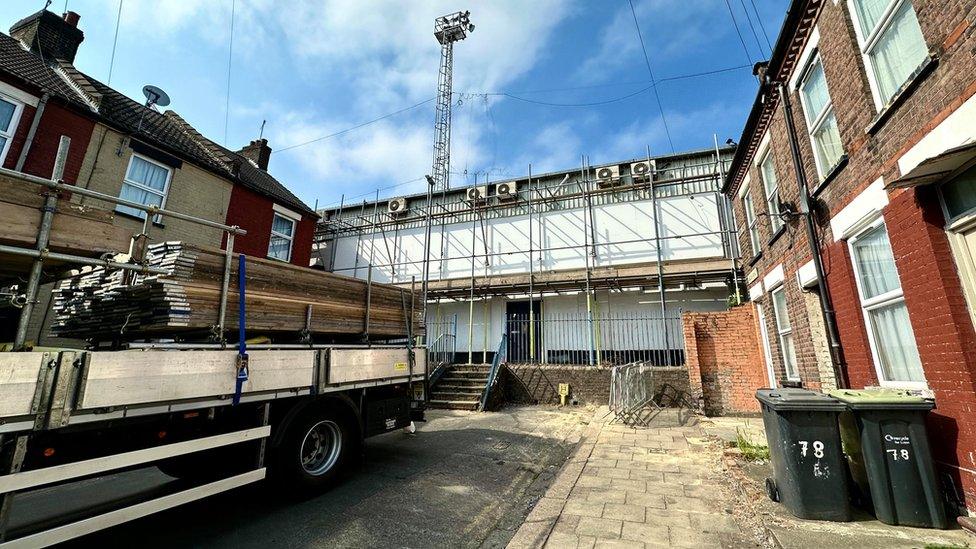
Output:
[{"xmin": 300, "ymin": 419, "xmax": 343, "ymax": 476}]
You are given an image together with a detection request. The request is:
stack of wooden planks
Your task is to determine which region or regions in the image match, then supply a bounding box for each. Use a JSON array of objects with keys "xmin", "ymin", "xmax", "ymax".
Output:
[
  {"xmin": 52, "ymin": 242, "xmax": 423, "ymax": 341},
  {"xmin": 0, "ymin": 170, "xmax": 132, "ymax": 282}
]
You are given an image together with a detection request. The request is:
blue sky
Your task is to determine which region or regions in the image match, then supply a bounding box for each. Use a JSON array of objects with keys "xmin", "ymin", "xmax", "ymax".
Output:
[{"xmin": 1, "ymin": 1, "xmax": 786, "ymax": 210}]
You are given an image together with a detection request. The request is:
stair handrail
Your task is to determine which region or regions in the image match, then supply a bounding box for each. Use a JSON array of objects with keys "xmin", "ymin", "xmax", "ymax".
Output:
[
  {"xmin": 478, "ymin": 334, "xmax": 508, "ymax": 411},
  {"xmin": 426, "ymin": 332, "xmax": 456, "ymax": 387}
]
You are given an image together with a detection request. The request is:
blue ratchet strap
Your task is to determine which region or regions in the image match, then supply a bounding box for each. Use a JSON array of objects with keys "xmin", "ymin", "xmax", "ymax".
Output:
[{"xmin": 233, "ymin": 254, "xmax": 249, "ymax": 405}]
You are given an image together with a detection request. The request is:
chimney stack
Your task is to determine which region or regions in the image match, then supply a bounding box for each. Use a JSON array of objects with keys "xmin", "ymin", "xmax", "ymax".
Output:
[
  {"xmin": 239, "ymin": 139, "xmax": 272, "ymax": 171},
  {"xmin": 9, "ymin": 9, "xmax": 85, "ymax": 64}
]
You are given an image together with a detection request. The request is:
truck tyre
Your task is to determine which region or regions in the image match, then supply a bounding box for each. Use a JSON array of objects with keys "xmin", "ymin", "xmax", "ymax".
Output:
[{"xmin": 272, "ymin": 404, "xmax": 358, "ymax": 492}]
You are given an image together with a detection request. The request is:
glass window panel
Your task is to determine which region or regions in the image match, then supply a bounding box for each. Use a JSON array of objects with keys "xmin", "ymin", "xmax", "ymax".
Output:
[
  {"xmin": 0, "ymin": 136, "xmax": 7, "ymax": 154},
  {"xmin": 772, "ymin": 288, "xmax": 791, "ymax": 330},
  {"xmin": 126, "ymin": 156, "xmax": 169, "ymax": 192},
  {"xmin": 272, "ymin": 214, "xmax": 295, "ymax": 237},
  {"xmin": 800, "ymin": 61, "xmax": 830, "ymax": 126},
  {"xmin": 853, "ymin": 0, "xmax": 892, "ymax": 37},
  {"xmin": 268, "ymin": 235, "xmax": 291, "ymax": 261},
  {"xmin": 941, "ymin": 165, "xmax": 976, "ymax": 220},
  {"xmin": 116, "ymin": 182, "xmax": 163, "ymax": 219},
  {"xmin": 780, "ymin": 332, "xmax": 799, "ymax": 379},
  {"xmin": 761, "ymin": 155, "xmax": 778, "ymax": 196},
  {"xmin": 868, "ymin": 300, "xmax": 925, "ymax": 382},
  {"xmin": 0, "ymin": 98, "xmax": 15, "ymax": 133},
  {"xmin": 813, "ymin": 111, "xmax": 844, "ymax": 172},
  {"xmin": 870, "ymin": 1, "xmax": 927, "ymax": 103},
  {"xmin": 852, "ymin": 224, "xmax": 900, "ymax": 299}
]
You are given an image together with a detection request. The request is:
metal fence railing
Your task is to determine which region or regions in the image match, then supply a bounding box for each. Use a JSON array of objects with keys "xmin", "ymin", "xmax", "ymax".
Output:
[{"xmin": 505, "ymin": 311, "xmax": 684, "ymax": 366}]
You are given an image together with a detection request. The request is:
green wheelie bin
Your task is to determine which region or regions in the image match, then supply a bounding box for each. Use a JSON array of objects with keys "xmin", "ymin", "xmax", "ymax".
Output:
[
  {"xmin": 756, "ymin": 388, "xmax": 852, "ymax": 521},
  {"xmin": 830, "ymin": 389, "xmax": 948, "ymax": 529}
]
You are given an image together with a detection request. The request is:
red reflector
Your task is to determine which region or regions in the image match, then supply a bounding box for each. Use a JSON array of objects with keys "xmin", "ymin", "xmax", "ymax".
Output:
[
  {"xmin": 183, "ymin": 412, "xmax": 200, "ymax": 419},
  {"xmin": 43, "ymin": 447, "xmax": 55, "ymax": 457},
  {"xmin": 157, "ymin": 430, "xmax": 167, "ymax": 439}
]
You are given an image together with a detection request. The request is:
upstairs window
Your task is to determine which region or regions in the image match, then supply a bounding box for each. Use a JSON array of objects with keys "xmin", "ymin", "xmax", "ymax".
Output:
[
  {"xmin": 799, "ymin": 57, "xmax": 844, "ymax": 178},
  {"xmin": 760, "ymin": 152, "xmax": 783, "ymax": 234},
  {"xmin": 116, "ymin": 154, "xmax": 171, "ymax": 221},
  {"xmin": 849, "ymin": 0, "xmax": 928, "ymax": 108},
  {"xmin": 742, "ymin": 184, "xmax": 761, "ymax": 256},
  {"xmin": 0, "ymin": 93, "xmax": 24, "ymax": 165},
  {"xmin": 268, "ymin": 212, "xmax": 296, "ymax": 262}
]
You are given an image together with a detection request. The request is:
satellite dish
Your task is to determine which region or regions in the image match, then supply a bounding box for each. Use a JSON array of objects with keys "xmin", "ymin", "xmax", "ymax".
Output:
[{"xmin": 142, "ymin": 85, "xmax": 171, "ymax": 108}]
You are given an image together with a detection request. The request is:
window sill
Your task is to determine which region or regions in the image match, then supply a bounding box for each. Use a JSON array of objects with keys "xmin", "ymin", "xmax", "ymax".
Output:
[
  {"xmin": 266, "ymin": 255, "xmax": 292, "ymax": 264},
  {"xmin": 781, "ymin": 379, "xmax": 803, "ymax": 388},
  {"xmin": 811, "ymin": 155, "xmax": 848, "ymax": 197},
  {"xmin": 865, "ymin": 53, "xmax": 939, "ymax": 136},
  {"xmin": 747, "ymin": 251, "xmax": 763, "ymax": 267},
  {"xmin": 115, "ymin": 209, "xmax": 165, "ymax": 229},
  {"xmin": 768, "ymin": 225, "xmax": 787, "ymax": 247}
]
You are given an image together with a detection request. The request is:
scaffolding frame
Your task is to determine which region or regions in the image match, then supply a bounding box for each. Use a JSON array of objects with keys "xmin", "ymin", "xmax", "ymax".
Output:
[{"xmin": 314, "ymin": 145, "xmax": 740, "ymax": 365}]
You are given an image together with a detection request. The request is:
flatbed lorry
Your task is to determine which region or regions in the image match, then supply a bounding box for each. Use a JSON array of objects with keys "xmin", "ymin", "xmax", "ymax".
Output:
[{"xmin": 0, "ymin": 344, "xmax": 426, "ymax": 547}]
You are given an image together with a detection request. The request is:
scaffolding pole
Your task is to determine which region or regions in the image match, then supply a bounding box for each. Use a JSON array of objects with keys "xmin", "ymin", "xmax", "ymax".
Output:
[
  {"xmin": 647, "ymin": 145, "xmax": 671, "ymax": 367},
  {"xmin": 579, "ymin": 156, "xmax": 596, "ymax": 366},
  {"xmin": 527, "ymin": 164, "xmax": 536, "ymax": 364}
]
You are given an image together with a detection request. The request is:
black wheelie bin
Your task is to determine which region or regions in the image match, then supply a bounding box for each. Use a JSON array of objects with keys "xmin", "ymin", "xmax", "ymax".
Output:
[
  {"xmin": 830, "ymin": 389, "xmax": 948, "ymax": 529},
  {"xmin": 756, "ymin": 388, "xmax": 852, "ymax": 521}
]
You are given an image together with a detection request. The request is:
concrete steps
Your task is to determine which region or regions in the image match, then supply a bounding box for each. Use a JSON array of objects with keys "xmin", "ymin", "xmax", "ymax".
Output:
[{"xmin": 428, "ymin": 364, "xmax": 491, "ymax": 411}]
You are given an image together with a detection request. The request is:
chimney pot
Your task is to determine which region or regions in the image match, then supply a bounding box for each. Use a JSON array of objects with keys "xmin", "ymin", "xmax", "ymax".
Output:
[
  {"xmin": 63, "ymin": 11, "xmax": 80, "ymax": 28},
  {"xmin": 239, "ymin": 138, "xmax": 272, "ymax": 171}
]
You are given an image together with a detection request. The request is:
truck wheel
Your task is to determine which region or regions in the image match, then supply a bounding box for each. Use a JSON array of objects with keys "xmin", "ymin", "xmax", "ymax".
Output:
[{"xmin": 273, "ymin": 405, "xmax": 358, "ymax": 492}]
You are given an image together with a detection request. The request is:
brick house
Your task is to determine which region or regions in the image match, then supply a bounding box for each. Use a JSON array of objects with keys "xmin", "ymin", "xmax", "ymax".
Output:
[
  {"xmin": 0, "ymin": 9, "xmax": 318, "ymax": 343},
  {"xmin": 723, "ymin": 0, "xmax": 976, "ymax": 511}
]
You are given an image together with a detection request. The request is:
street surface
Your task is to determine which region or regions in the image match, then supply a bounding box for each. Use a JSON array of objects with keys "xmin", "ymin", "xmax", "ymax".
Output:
[{"xmin": 26, "ymin": 406, "xmax": 588, "ymax": 548}]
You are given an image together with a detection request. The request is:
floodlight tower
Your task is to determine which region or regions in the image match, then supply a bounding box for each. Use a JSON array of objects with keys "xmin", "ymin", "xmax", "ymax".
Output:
[
  {"xmin": 421, "ymin": 10, "xmax": 473, "ymax": 331},
  {"xmin": 429, "ymin": 10, "xmax": 473, "ymax": 192}
]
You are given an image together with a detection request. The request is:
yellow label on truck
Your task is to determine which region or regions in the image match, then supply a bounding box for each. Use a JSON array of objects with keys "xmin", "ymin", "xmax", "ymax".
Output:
[{"xmin": 394, "ymin": 362, "xmax": 408, "ymax": 371}]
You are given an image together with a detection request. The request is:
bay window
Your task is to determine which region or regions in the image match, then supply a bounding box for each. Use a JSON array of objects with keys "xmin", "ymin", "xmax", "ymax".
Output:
[
  {"xmin": 849, "ymin": 0, "xmax": 928, "ymax": 108},
  {"xmin": 798, "ymin": 57, "xmax": 844, "ymax": 178},
  {"xmin": 771, "ymin": 285, "xmax": 800, "ymax": 381},
  {"xmin": 0, "ymin": 93, "xmax": 24, "ymax": 165},
  {"xmin": 848, "ymin": 219, "xmax": 925, "ymax": 386},
  {"xmin": 117, "ymin": 154, "xmax": 172, "ymax": 221},
  {"xmin": 760, "ymin": 152, "xmax": 783, "ymax": 234},
  {"xmin": 268, "ymin": 212, "xmax": 296, "ymax": 262}
]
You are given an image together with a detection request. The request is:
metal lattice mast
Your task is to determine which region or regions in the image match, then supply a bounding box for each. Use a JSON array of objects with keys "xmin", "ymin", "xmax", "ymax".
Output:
[
  {"xmin": 431, "ymin": 40, "xmax": 454, "ymax": 193},
  {"xmin": 422, "ymin": 11, "xmax": 474, "ymax": 331},
  {"xmin": 430, "ymin": 10, "xmax": 472, "ymax": 193}
]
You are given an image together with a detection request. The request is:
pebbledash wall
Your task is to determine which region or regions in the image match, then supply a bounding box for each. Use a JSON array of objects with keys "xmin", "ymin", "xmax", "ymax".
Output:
[{"xmin": 725, "ymin": 0, "xmax": 976, "ymax": 510}]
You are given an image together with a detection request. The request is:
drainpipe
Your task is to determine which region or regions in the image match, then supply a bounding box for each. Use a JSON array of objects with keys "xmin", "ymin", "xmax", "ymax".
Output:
[
  {"xmin": 14, "ymin": 93, "xmax": 50, "ymax": 172},
  {"xmin": 775, "ymin": 81, "xmax": 848, "ymax": 389}
]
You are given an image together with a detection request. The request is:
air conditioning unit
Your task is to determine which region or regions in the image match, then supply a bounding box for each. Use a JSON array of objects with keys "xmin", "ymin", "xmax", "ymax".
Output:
[
  {"xmin": 387, "ymin": 197, "xmax": 408, "ymax": 215},
  {"xmin": 594, "ymin": 165, "xmax": 621, "ymax": 187},
  {"xmin": 496, "ymin": 181, "xmax": 518, "ymax": 200},
  {"xmin": 465, "ymin": 185, "xmax": 488, "ymax": 203},
  {"xmin": 630, "ymin": 161, "xmax": 654, "ymax": 181}
]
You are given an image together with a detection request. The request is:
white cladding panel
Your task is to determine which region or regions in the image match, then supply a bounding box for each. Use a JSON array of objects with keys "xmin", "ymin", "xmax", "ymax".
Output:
[{"xmin": 330, "ymin": 193, "xmax": 724, "ymax": 283}]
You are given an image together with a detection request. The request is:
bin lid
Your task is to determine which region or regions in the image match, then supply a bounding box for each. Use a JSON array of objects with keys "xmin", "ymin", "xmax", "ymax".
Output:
[
  {"xmin": 755, "ymin": 388, "xmax": 846, "ymax": 411},
  {"xmin": 828, "ymin": 388, "xmax": 934, "ymax": 410}
]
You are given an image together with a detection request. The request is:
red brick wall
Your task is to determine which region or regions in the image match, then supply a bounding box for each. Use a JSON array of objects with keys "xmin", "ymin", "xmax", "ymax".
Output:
[
  {"xmin": 683, "ymin": 304, "xmax": 767, "ymax": 415},
  {"xmin": 822, "ymin": 241, "xmax": 877, "ymax": 389},
  {"xmin": 0, "ymin": 79, "xmax": 93, "ymax": 185},
  {"xmin": 223, "ymin": 184, "xmax": 314, "ymax": 267},
  {"xmin": 885, "ymin": 187, "xmax": 976, "ymax": 507}
]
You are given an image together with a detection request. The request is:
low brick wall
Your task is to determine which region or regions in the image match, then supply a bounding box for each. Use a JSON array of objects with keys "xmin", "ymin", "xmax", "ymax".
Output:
[
  {"xmin": 502, "ymin": 364, "xmax": 690, "ymax": 406},
  {"xmin": 683, "ymin": 304, "xmax": 767, "ymax": 416}
]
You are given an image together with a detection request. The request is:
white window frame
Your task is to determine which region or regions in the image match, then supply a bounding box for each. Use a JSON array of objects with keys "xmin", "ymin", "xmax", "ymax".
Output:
[
  {"xmin": 770, "ymin": 284, "xmax": 801, "ymax": 382},
  {"xmin": 0, "ymin": 91, "xmax": 25, "ymax": 166},
  {"xmin": 847, "ymin": 216, "xmax": 926, "ymax": 389},
  {"xmin": 740, "ymin": 181, "xmax": 761, "ymax": 256},
  {"xmin": 797, "ymin": 55, "xmax": 844, "ymax": 180},
  {"xmin": 847, "ymin": 0, "xmax": 928, "ymax": 110},
  {"xmin": 758, "ymin": 149, "xmax": 783, "ymax": 234},
  {"xmin": 268, "ymin": 209, "xmax": 298, "ymax": 263},
  {"xmin": 756, "ymin": 303, "xmax": 778, "ymax": 388},
  {"xmin": 117, "ymin": 153, "xmax": 172, "ymax": 223}
]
